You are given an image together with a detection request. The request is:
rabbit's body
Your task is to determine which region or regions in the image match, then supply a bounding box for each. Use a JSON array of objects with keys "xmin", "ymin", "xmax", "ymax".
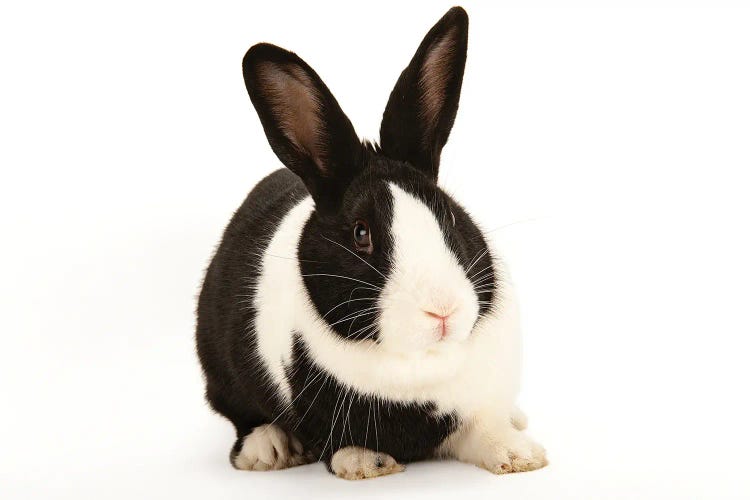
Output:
[
  {"xmin": 197, "ymin": 7, "xmax": 546, "ymax": 479},
  {"xmin": 197, "ymin": 169, "xmax": 307, "ymax": 438}
]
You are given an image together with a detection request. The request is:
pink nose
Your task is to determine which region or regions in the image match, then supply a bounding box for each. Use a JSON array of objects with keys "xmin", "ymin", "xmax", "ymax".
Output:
[
  {"xmin": 423, "ymin": 310, "xmax": 453, "ymax": 339},
  {"xmin": 424, "ymin": 311, "xmax": 450, "ymax": 321}
]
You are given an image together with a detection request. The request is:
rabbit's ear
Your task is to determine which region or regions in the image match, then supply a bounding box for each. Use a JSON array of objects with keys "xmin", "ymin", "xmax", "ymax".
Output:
[
  {"xmin": 379, "ymin": 7, "xmax": 468, "ymax": 180},
  {"xmin": 243, "ymin": 43, "xmax": 362, "ymax": 210}
]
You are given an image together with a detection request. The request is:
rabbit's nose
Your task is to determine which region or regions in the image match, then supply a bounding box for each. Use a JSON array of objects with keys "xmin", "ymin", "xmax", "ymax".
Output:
[
  {"xmin": 422, "ymin": 308, "xmax": 456, "ymax": 339},
  {"xmin": 421, "ymin": 297, "xmax": 457, "ymax": 319},
  {"xmin": 423, "ymin": 310, "xmax": 452, "ymax": 321}
]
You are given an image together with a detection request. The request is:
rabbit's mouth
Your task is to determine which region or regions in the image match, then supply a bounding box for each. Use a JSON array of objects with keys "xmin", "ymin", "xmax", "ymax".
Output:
[{"xmin": 376, "ymin": 285, "xmax": 479, "ymax": 354}]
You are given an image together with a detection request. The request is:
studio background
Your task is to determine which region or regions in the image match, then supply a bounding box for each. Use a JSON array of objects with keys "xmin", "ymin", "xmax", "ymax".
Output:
[{"xmin": 2, "ymin": 1, "xmax": 749, "ymax": 499}]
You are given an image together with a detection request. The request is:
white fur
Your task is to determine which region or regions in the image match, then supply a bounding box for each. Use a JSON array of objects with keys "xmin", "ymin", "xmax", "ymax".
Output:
[
  {"xmin": 253, "ymin": 196, "xmax": 315, "ymax": 401},
  {"xmin": 252, "ymin": 184, "xmax": 541, "ymax": 470},
  {"xmin": 233, "ymin": 423, "xmax": 311, "ymax": 471},
  {"xmin": 378, "ymin": 184, "xmax": 480, "ymax": 353},
  {"xmin": 436, "ymin": 416, "xmax": 547, "ymax": 473},
  {"xmin": 330, "ymin": 446, "xmax": 405, "ymax": 480}
]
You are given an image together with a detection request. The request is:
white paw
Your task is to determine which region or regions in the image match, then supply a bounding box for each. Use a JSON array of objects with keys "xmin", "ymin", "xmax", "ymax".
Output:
[
  {"xmin": 330, "ymin": 447, "xmax": 405, "ymax": 480},
  {"xmin": 232, "ymin": 424, "xmax": 313, "ymax": 471},
  {"xmin": 480, "ymin": 431, "xmax": 548, "ymax": 474}
]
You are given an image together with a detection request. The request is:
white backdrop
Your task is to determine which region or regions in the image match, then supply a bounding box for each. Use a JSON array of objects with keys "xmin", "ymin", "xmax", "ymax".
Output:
[{"xmin": 2, "ymin": 1, "xmax": 749, "ymax": 499}]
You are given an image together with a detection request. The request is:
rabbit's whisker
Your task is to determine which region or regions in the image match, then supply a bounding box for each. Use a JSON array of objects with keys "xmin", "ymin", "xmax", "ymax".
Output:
[
  {"xmin": 323, "ymin": 296, "xmax": 379, "ymax": 318},
  {"xmin": 267, "ymin": 368, "xmax": 327, "ymax": 429},
  {"xmin": 470, "ymin": 216, "xmax": 544, "ymax": 241},
  {"xmin": 302, "ymin": 273, "xmax": 382, "ymax": 290},
  {"xmin": 321, "ymin": 235, "xmax": 387, "ymax": 281},
  {"xmin": 292, "ymin": 372, "xmax": 330, "ymax": 431},
  {"xmin": 339, "ymin": 388, "xmax": 356, "ymax": 449},
  {"xmin": 468, "ymin": 263, "xmax": 495, "ymax": 282},
  {"xmin": 461, "ymin": 247, "xmax": 484, "ymax": 272},
  {"xmin": 472, "ymin": 273, "xmax": 495, "ymax": 288},
  {"xmin": 465, "ymin": 248, "xmax": 489, "ymax": 274},
  {"xmin": 327, "ymin": 307, "xmax": 381, "ymax": 327}
]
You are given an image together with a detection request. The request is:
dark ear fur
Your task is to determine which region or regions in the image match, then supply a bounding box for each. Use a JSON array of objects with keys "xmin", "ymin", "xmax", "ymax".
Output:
[
  {"xmin": 379, "ymin": 7, "xmax": 468, "ymax": 180},
  {"xmin": 242, "ymin": 43, "xmax": 362, "ymax": 210}
]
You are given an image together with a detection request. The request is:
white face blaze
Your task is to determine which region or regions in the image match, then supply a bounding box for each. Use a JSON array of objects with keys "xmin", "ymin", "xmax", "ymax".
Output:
[{"xmin": 378, "ymin": 183, "xmax": 480, "ymax": 353}]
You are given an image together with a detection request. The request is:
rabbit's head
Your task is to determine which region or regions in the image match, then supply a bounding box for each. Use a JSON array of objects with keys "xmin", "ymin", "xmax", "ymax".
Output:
[{"xmin": 244, "ymin": 7, "xmax": 496, "ymax": 354}]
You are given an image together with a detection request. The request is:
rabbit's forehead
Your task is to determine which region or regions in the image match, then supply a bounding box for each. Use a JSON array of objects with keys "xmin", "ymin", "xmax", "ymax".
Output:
[{"xmin": 387, "ymin": 182, "xmax": 464, "ymax": 278}]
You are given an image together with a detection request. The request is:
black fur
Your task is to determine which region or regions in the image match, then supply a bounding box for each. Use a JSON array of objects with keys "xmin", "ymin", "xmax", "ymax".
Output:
[
  {"xmin": 196, "ymin": 7, "xmax": 495, "ymax": 471},
  {"xmin": 286, "ymin": 333, "xmax": 458, "ymax": 463},
  {"xmin": 242, "ymin": 43, "xmax": 363, "ymax": 213},
  {"xmin": 380, "ymin": 7, "xmax": 469, "ymax": 180},
  {"xmin": 197, "ymin": 168, "xmax": 307, "ymax": 439}
]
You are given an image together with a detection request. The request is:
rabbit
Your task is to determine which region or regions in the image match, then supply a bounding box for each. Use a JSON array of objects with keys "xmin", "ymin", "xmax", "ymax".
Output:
[{"xmin": 196, "ymin": 6, "xmax": 547, "ymax": 480}]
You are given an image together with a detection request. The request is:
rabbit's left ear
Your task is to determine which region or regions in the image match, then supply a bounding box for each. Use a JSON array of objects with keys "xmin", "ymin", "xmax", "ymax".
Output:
[
  {"xmin": 242, "ymin": 43, "xmax": 362, "ymax": 212},
  {"xmin": 379, "ymin": 7, "xmax": 469, "ymax": 181}
]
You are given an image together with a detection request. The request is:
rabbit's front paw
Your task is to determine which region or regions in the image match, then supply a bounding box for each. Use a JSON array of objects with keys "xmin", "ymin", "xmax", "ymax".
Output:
[
  {"xmin": 231, "ymin": 424, "xmax": 313, "ymax": 471},
  {"xmin": 330, "ymin": 447, "xmax": 405, "ymax": 480},
  {"xmin": 479, "ymin": 431, "xmax": 548, "ymax": 474}
]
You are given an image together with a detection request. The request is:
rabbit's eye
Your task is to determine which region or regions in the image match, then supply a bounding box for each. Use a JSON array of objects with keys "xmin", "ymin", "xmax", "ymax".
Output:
[{"xmin": 353, "ymin": 220, "xmax": 373, "ymax": 254}]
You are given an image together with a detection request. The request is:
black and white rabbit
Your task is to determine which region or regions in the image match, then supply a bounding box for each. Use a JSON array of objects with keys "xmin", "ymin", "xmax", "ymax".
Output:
[{"xmin": 196, "ymin": 6, "xmax": 547, "ymax": 479}]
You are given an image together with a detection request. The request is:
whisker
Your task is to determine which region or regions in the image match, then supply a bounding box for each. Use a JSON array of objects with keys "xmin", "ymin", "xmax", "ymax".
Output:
[
  {"xmin": 472, "ymin": 273, "xmax": 495, "ymax": 288},
  {"xmin": 321, "ymin": 235, "xmax": 388, "ymax": 281},
  {"xmin": 348, "ymin": 286, "xmax": 378, "ymax": 302},
  {"xmin": 323, "ymin": 297, "xmax": 378, "ymax": 318},
  {"xmin": 320, "ymin": 384, "xmax": 348, "ymax": 461},
  {"xmin": 364, "ymin": 399, "xmax": 372, "ymax": 451},
  {"xmin": 469, "ymin": 263, "xmax": 495, "ymax": 282},
  {"xmin": 348, "ymin": 322, "xmax": 379, "ymax": 341},
  {"xmin": 481, "ymin": 217, "xmax": 543, "ymax": 236},
  {"xmin": 339, "ymin": 389, "xmax": 356, "ymax": 449},
  {"xmin": 259, "ymin": 252, "xmax": 327, "ymax": 264},
  {"xmin": 374, "ymin": 397, "xmax": 381, "ymax": 455},
  {"xmin": 267, "ymin": 368, "xmax": 326, "ymax": 429},
  {"xmin": 293, "ymin": 372, "xmax": 330, "ymax": 431},
  {"xmin": 474, "ymin": 284, "xmax": 497, "ymax": 290},
  {"xmin": 327, "ymin": 307, "xmax": 381, "ymax": 327},
  {"xmin": 302, "ymin": 273, "xmax": 382, "ymax": 290},
  {"xmin": 465, "ymin": 248, "xmax": 489, "ymax": 274},
  {"xmin": 461, "ymin": 247, "xmax": 484, "ymax": 271}
]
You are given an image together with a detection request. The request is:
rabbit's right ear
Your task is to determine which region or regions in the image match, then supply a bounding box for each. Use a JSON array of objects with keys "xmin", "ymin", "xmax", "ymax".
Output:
[
  {"xmin": 379, "ymin": 7, "xmax": 469, "ymax": 181},
  {"xmin": 242, "ymin": 43, "xmax": 362, "ymax": 211}
]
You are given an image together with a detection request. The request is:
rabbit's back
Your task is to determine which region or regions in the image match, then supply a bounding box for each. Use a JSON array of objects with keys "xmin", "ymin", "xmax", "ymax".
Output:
[{"xmin": 196, "ymin": 168, "xmax": 308, "ymax": 436}]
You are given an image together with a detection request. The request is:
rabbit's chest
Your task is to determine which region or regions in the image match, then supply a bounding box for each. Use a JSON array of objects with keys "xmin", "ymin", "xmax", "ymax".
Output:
[{"xmin": 282, "ymin": 337, "xmax": 459, "ymax": 462}]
